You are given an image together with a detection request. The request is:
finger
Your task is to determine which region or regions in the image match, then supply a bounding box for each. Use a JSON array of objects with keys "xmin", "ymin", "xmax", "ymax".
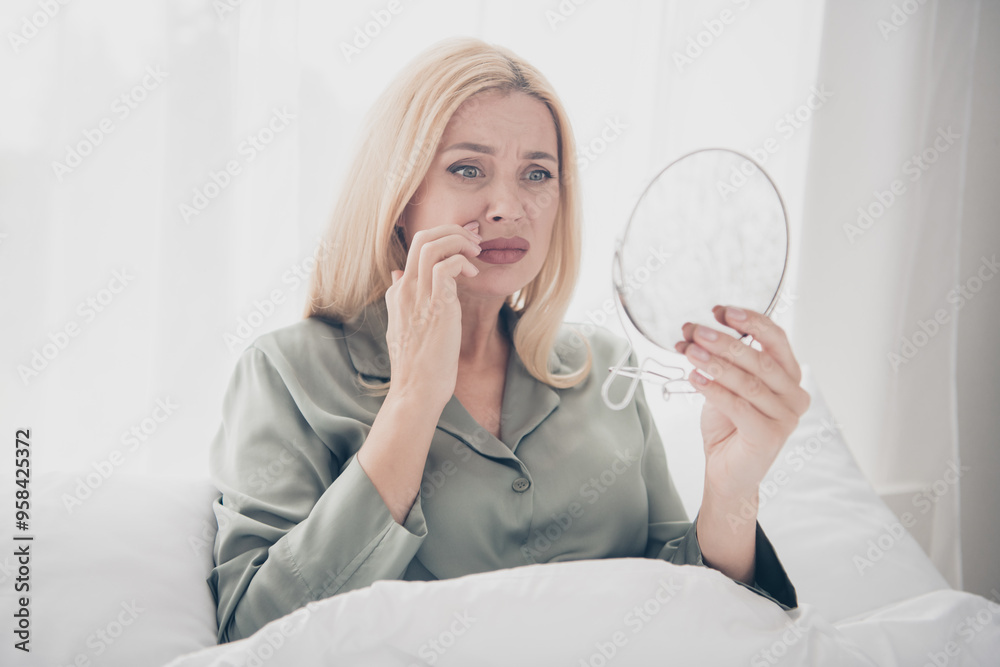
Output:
[
  {"xmin": 384, "ymin": 270, "xmax": 402, "ymax": 307},
  {"xmin": 417, "ymin": 234, "xmax": 482, "ymax": 300},
  {"xmin": 403, "ymin": 224, "xmax": 482, "ymax": 278},
  {"xmin": 715, "ymin": 306, "xmax": 802, "ymax": 385},
  {"xmin": 689, "ymin": 369, "xmax": 793, "ymax": 453},
  {"xmin": 680, "ymin": 318, "xmax": 810, "ymax": 415},
  {"xmin": 679, "ymin": 321, "xmax": 792, "ymax": 394},
  {"xmin": 429, "ymin": 254, "xmax": 478, "ymax": 311},
  {"xmin": 409, "ymin": 231, "xmax": 481, "ymax": 294},
  {"xmin": 679, "ymin": 321, "xmax": 809, "ymax": 415},
  {"xmin": 681, "ymin": 338, "xmax": 796, "ymax": 422},
  {"xmin": 711, "ymin": 304, "xmax": 737, "ymax": 328}
]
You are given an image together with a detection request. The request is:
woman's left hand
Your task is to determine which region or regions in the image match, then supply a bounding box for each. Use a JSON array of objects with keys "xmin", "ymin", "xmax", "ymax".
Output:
[{"xmin": 674, "ymin": 305, "xmax": 811, "ymax": 504}]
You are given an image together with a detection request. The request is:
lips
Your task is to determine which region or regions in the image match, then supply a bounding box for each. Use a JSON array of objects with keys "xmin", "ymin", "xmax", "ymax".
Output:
[
  {"xmin": 478, "ymin": 236, "xmax": 530, "ymax": 251},
  {"xmin": 476, "ymin": 236, "xmax": 529, "ymax": 265}
]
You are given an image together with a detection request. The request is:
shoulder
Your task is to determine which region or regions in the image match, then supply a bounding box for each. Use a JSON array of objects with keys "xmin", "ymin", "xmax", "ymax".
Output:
[
  {"xmin": 234, "ymin": 316, "xmax": 360, "ymax": 391},
  {"xmin": 250, "ymin": 315, "xmax": 346, "ymax": 360},
  {"xmin": 217, "ymin": 315, "xmax": 386, "ymax": 465},
  {"xmin": 551, "ymin": 318, "xmax": 631, "ymax": 373},
  {"xmin": 546, "ymin": 317, "xmax": 661, "ymax": 425}
]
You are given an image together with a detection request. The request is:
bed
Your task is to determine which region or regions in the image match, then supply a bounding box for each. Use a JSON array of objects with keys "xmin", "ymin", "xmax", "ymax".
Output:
[{"xmin": 6, "ymin": 365, "xmax": 998, "ymax": 666}]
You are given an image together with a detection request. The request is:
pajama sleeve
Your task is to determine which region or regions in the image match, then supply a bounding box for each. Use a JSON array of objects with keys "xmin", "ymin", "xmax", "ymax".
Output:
[{"xmin": 207, "ymin": 344, "xmax": 428, "ymax": 643}]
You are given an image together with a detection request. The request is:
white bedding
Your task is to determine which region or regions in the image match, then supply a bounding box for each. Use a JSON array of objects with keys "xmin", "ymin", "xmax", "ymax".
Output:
[
  {"xmin": 160, "ymin": 557, "xmax": 999, "ymax": 667},
  {"xmin": 3, "ymin": 365, "xmax": 996, "ymax": 666}
]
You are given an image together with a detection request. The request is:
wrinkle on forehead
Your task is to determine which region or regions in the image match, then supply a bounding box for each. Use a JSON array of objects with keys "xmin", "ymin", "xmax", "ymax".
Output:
[{"xmin": 440, "ymin": 90, "xmax": 558, "ymax": 160}]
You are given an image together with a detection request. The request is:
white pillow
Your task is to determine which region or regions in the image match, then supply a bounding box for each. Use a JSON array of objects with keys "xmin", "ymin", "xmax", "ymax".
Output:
[
  {"xmin": 758, "ymin": 366, "xmax": 951, "ymax": 622},
  {"xmin": 651, "ymin": 363, "xmax": 950, "ymax": 622},
  {"xmin": 0, "ymin": 471, "xmax": 220, "ymax": 666}
]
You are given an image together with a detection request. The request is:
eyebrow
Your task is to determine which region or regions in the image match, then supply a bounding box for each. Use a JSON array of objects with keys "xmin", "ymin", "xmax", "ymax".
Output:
[{"xmin": 442, "ymin": 142, "xmax": 557, "ymax": 164}]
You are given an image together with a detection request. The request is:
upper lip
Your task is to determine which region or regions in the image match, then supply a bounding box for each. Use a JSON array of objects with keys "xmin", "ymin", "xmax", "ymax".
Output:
[{"xmin": 478, "ymin": 236, "xmax": 530, "ymax": 251}]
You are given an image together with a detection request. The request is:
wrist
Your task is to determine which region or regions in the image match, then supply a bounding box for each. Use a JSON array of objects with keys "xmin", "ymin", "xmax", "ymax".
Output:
[
  {"xmin": 700, "ymin": 483, "xmax": 760, "ymax": 539},
  {"xmin": 385, "ymin": 383, "xmax": 451, "ymax": 416},
  {"xmin": 703, "ymin": 477, "xmax": 760, "ymax": 514},
  {"xmin": 696, "ymin": 498, "xmax": 757, "ymax": 585}
]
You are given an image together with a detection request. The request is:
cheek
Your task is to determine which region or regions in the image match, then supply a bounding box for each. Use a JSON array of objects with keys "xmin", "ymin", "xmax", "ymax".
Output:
[
  {"xmin": 536, "ymin": 196, "xmax": 559, "ymax": 240},
  {"xmin": 406, "ymin": 188, "xmax": 479, "ymax": 236},
  {"xmin": 525, "ymin": 186, "xmax": 559, "ymax": 218},
  {"xmin": 529, "ymin": 213, "xmax": 559, "ymax": 266}
]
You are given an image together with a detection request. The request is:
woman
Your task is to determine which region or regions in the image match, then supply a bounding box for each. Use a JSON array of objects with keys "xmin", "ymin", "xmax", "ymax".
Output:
[{"xmin": 207, "ymin": 37, "xmax": 809, "ymax": 644}]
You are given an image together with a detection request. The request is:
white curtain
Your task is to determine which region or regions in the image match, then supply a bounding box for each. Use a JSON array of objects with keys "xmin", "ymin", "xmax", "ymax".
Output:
[
  {"xmin": 0, "ymin": 0, "xmax": 824, "ymax": 480},
  {"xmin": 1, "ymin": 0, "xmax": 989, "ymax": 591},
  {"xmin": 796, "ymin": 0, "xmax": 984, "ymax": 590}
]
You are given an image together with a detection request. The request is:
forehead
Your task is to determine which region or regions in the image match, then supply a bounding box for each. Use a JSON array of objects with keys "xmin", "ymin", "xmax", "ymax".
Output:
[{"xmin": 439, "ymin": 90, "xmax": 558, "ymax": 155}]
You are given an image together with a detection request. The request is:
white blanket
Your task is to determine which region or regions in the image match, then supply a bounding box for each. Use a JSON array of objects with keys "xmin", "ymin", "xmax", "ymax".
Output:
[{"xmin": 164, "ymin": 557, "xmax": 1000, "ymax": 667}]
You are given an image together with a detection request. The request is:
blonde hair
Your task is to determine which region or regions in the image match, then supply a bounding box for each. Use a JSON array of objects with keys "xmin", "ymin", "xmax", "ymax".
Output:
[{"xmin": 303, "ymin": 37, "xmax": 591, "ymax": 392}]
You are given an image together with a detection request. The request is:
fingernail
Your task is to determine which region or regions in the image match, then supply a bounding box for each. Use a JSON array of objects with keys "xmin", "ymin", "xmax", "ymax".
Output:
[
  {"xmin": 696, "ymin": 325, "xmax": 718, "ymax": 341},
  {"xmin": 463, "ymin": 221, "xmax": 481, "ymax": 236},
  {"xmin": 727, "ymin": 306, "xmax": 747, "ymax": 321},
  {"xmin": 689, "ymin": 344, "xmax": 711, "ymax": 361}
]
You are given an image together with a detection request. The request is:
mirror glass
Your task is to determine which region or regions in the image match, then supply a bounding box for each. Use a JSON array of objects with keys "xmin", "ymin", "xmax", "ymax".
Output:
[{"xmin": 603, "ymin": 147, "xmax": 790, "ymax": 408}]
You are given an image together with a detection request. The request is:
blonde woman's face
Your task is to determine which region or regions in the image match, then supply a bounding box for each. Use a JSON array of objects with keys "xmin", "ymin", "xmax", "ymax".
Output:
[{"xmin": 400, "ymin": 89, "xmax": 560, "ymax": 300}]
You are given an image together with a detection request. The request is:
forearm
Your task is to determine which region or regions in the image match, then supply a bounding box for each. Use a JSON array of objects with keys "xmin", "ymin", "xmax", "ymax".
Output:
[
  {"xmin": 357, "ymin": 387, "xmax": 445, "ymax": 525},
  {"xmin": 696, "ymin": 485, "xmax": 758, "ymax": 585}
]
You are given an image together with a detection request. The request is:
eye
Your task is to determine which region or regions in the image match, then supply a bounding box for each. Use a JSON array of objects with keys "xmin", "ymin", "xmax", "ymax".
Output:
[
  {"xmin": 526, "ymin": 168, "xmax": 554, "ymax": 182},
  {"xmin": 450, "ymin": 165, "xmax": 481, "ymax": 179}
]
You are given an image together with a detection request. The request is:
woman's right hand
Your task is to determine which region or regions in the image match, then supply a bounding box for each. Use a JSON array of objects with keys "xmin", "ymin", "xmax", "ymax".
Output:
[{"xmin": 383, "ymin": 221, "xmax": 482, "ymax": 408}]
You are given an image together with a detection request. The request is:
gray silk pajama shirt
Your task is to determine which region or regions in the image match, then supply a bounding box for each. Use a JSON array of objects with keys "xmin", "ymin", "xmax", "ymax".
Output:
[{"xmin": 207, "ymin": 299, "xmax": 797, "ymax": 643}]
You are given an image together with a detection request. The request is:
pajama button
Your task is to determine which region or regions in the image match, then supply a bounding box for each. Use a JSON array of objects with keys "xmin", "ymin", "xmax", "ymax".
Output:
[{"xmin": 512, "ymin": 477, "xmax": 530, "ymax": 492}]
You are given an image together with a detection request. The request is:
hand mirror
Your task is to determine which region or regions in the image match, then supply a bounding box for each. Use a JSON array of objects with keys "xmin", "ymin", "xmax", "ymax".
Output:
[{"xmin": 601, "ymin": 147, "xmax": 790, "ymax": 410}]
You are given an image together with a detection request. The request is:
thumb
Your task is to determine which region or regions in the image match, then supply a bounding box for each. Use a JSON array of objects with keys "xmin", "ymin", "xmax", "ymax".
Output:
[{"xmin": 391, "ymin": 270, "xmax": 402, "ymax": 284}]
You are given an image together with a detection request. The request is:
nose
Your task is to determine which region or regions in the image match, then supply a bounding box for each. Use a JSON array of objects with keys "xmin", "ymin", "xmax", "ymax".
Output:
[{"xmin": 485, "ymin": 177, "xmax": 527, "ymax": 224}]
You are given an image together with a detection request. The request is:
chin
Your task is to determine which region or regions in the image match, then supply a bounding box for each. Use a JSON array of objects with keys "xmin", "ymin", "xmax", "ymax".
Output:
[{"xmin": 459, "ymin": 267, "xmax": 538, "ymax": 301}]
